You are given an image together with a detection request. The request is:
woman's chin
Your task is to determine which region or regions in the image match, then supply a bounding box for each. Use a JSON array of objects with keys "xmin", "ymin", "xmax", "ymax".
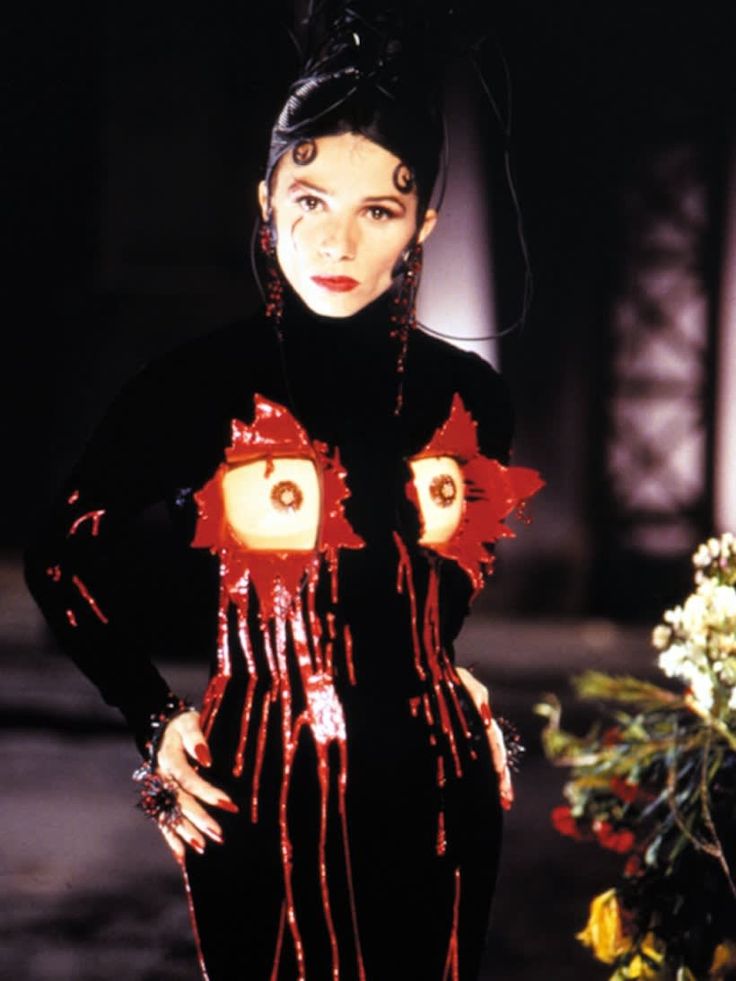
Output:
[{"xmin": 295, "ymin": 281, "xmax": 383, "ymax": 319}]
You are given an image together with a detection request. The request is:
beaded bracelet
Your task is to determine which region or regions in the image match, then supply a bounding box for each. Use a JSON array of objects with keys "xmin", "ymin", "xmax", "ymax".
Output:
[{"xmin": 143, "ymin": 693, "xmax": 197, "ymax": 769}]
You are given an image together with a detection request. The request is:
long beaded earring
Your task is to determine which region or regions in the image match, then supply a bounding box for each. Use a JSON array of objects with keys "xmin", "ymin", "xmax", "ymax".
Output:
[
  {"xmin": 390, "ymin": 240, "xmax": 423, "ymax": 415},
  {"xmin": 259, "ymin": 218, "xmax": 285, "ymax": 324}
]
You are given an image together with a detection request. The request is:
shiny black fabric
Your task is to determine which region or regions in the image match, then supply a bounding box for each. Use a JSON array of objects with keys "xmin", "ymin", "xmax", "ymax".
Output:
[{"xmin": 25, "ymin": 286, "xmax": 514, "ymax": 979}]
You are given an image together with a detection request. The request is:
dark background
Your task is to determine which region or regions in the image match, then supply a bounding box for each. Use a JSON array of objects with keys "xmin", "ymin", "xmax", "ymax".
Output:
[{"xmin": 3, "ymin": 2, "xmax": 734, "ymax": 978}]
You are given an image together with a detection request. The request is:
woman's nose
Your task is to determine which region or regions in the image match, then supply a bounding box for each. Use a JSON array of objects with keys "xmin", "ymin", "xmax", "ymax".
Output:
[{"xmin": 318, "ymin": 217, "xmax": 356, "ymax": 260}]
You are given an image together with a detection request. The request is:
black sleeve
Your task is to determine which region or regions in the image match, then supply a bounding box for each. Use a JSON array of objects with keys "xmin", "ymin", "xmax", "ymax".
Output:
[{"xmin": 23, "ymin": 357, "xmax": 199, "ymax": 753}]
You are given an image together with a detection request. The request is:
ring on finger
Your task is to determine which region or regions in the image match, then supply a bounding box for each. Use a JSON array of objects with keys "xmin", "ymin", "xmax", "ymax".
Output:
[{"xmin": 133, "ymin": 763, "xmax": 183, "ymax": 829}]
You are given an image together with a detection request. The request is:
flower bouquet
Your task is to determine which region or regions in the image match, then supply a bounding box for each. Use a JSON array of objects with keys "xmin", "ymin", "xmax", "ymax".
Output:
[{"xmin": 537, "ymin": 534, "xmax": 736, "ymax": 980}]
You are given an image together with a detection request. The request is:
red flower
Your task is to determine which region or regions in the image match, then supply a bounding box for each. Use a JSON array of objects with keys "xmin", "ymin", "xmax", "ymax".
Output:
[
  {"xmin": 551, "ymin": 806, "xmax": 583, "ymax": 840},
  {"xmin": 610, "ymin": 777, "xmax": 639, "ymax": 803},
  {"xmin": 602, "ymin": 726, "xmax": 622, "ymax": 746},
  {"xmin": 624, "ymin": 853, "xmax": 643, "ymax": 877},
  {"xmin": 594, "ymin": 820, "xmax": 635, "ymax": 854}
]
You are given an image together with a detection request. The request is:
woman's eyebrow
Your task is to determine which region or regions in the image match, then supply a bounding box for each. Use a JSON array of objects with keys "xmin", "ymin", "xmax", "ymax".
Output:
[
  {"xmin": 287, "ymin": 178, "xmax": 331, "ymax": 196},
  {"xmin": 363, "ymin": 195, "xmax": 406, "ymax": 212}
]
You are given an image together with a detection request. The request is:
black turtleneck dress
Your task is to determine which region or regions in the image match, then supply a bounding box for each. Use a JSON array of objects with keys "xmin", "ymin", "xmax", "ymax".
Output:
[{"xmin": 25, "ymin": 287, "xmax": 528, "ymax": 981}]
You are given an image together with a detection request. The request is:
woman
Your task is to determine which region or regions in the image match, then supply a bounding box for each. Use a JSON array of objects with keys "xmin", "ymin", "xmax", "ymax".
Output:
[{"xmin": 25, "ymin": 7, "xmax": 541, "ymax": 979}]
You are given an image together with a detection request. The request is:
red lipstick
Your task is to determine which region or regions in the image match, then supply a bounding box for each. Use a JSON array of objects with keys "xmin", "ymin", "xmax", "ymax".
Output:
[{"xmin": 311, "ymin": 275, "xmax": 359, "ymax": 292}]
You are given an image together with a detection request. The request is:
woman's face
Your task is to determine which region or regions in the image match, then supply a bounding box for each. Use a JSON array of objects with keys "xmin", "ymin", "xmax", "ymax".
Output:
[{"xmin": 259, "ymin": 133, "xmax": 437, "ymax": 318}]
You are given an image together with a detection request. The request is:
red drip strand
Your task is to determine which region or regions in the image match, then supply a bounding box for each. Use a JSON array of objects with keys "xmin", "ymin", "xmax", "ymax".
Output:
[
  {"xmin": 65, "ymin": 609, "xmax": 78, "ymax": 627},
  {"xmin": 270, "ymin": 901, "xmax": 287, "ymax": 981},
  {"xmin": 200, "ymin": 674, "xmax": 228, "ymax": 740},
  {"xmin": 393, "ymin": 531, "xmax": 426, "ymax": 681},
  {"xmin": 200, "ymin": 580, "xmax": 234, "ymax": 740},
  {"xmin": 67, "ymin": 489, "xmax": 80, "ymax": 504},
  {"xmin": 233, "ymin": 602, "xmax": 258, "ymax": 777},
  {"xmin": 46, "ymin": 565, "xmax": 62, "ymax": 582},
  {"xmin": 71, "ymin": 574, "xmax": 109, "ymax": 624},
  {"xmin": 408, "ymin": 393, "xmax": 543, "ymax": 595},
  {"xmin": 279, "ymin": 711, "xmax": 306, "ymax": 979},
  {"xmin": 442, "ymin": 656, "xmax": 473, "ymax": 741},
  {"xmin": 409, "ymin": 696, "xmax": 420, "ymax": 718},
  {"xmin": 422, "ymin": 565, "xmax": 463, "ymax": 779},
  {"xmin": 442, "ymin": 867, "xmax": 461, "ymax": 981},
  {"xmin": 234, "ymin": 679, "xmax": 257, "ymax": 777},
  {"xmin": 180, "ymin": 864, "xmax": 211, "ymax": 981},
  {"xmin": 251, "ymin": 691, "xmax": 273, "ymax": 823},
  {"xmin": 343, "ymin": 624, "xmax": 356, "ymax": 685},
  {"xmin": 436, "ymin": 809, "xmax": 447, "ymax": 856},
  {"xmin": 422, "ymin": 693, "xmax": 435, "ymax": 726},
  {"xmin": 337, "ymin": 741, "xmax": 367, "ymax": 981},
  {"xmin": 436, "ymin": 755, "xmax": 446, "ymax": 788},
  {"xmin": 68, "ymin": 508, "xmax": 105, "ymax": 538},
  {"xmin": 308, "ymin": 581, "xmax": 324, "ymax": 668}
]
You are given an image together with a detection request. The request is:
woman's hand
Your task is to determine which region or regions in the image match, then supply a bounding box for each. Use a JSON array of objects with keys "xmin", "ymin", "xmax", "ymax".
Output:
[
  {"xmin": 455, "ymin": 666, "xmax": 514, "ymax": 811},
  {"xmin": 154, "ymin": 710, "xmax": 238, "ymax": 862}
]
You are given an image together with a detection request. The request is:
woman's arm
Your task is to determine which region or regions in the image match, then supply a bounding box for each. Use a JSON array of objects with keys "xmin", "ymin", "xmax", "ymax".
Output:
[{"xmin": 24, "ymin": 354, "xmax": 235, "ymax": 854}]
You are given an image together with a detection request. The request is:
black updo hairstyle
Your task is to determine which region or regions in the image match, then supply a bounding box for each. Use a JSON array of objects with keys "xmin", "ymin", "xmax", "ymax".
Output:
[{"xmin": 264, "ymin": 3, "xmax": 449, "ymax": 227}]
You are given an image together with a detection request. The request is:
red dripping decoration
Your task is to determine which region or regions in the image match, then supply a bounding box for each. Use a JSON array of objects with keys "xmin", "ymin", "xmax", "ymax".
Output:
[
  {"xmin": 343, "ymin": 624, "xmax": 356, "ymax": 685},
  {"xmin": 270, "ymin": 901, "xmax": 287, "ymax": 981},
  {"xmin": 436, "ymin": 809, "xmax": 447, "ymax": 856},
  {"xmin": 442, "ymin": 867, "xmax": 462, "ymax": 981},
  {"xmin": 407, "ymin": 393, "xmax": 544, "ymax": 596},
  {"xmin": 67, "ymin": 489, "xmax": 80, "ymax": 505},
  {"xmin": 181, "ymin": 865, "xmax": 211, "ymax": 981},
  {"xmin": 46, "ymin": 565, "xmax": 62, "ymax": 582},
  {"xmin": 68, "ymin": 509, "xmax": 105, "ymax": 538},
  {"xmin": 65, "ymin": 609, "xmax": 78, "ymax": 628},
  {"xmin": 191, "ymin": 394, "xmax": 365, "ymax": 981},
  {"xmin": 71, "ymin": 574, "xmax": 109, "ymax": 624},
  {"xmin": 394, "ymin": 533, "xmax": 464, "ymax": 782}
]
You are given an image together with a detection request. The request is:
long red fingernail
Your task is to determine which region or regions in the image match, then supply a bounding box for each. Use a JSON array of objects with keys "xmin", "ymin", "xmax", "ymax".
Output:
[
  {"xmin": 217, "ymin": 798, "xmax": 239, "ymax": 813},
  {"xmin": 480, "ymin": 703, "xmax": 492, "ymax": 728},
  {"xmin": 195, "ymin": 744, "xmax": 212, "ymax": 767},
  {"xmin": 192, "ymin": 839, "xmax": 205, "ymax": 854}
]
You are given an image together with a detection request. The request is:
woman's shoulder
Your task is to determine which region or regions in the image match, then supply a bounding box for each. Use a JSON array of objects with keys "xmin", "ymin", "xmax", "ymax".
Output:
[
  {"xmin": 118, "ymin": 310, "xmax": 274, "ymax": 403},
  {"xmin": 144, "ymin": 310, "xmax": 273, "ymax": 380},
  {"xmin": 411, "ymin": 328, "xmax": 514, "ymax": 462},
  {"xmin": 412, "ymin": 328, "xmax": 511, "ymax": 404}
]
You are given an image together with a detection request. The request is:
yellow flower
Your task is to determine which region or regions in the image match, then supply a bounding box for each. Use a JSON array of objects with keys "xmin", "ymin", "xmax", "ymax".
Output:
[
  {"xmin": 710, "ymin": 941, "xmax": 736, "ymax": 977},
  {"xmin": 618, "ymin": 934, "xmax": 665, "ymax": 978},
  {"xmin": 576, "ymin": 889, "xmax": 631, "ymax": 965}
]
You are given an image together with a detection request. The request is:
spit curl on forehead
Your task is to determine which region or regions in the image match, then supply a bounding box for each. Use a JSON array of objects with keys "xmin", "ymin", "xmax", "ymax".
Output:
[{"xmin": 271, "ymin": 135, "xmax": 418, "ymax": 213}]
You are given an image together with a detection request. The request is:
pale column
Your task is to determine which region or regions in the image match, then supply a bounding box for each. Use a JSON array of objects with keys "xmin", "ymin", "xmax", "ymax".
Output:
[{"xmin": 418, "ymin": 71, "xmax": 498, "ymax": 368}]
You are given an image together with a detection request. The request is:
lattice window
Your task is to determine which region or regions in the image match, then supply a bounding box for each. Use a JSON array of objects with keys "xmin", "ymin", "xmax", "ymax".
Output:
[{"xmin": 605, "ymin": 145, "xmax": 711, "ymax": 557}]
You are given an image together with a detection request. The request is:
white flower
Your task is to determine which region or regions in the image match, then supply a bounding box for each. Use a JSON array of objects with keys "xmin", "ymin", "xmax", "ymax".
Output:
[
  {"xmin": 713, "ymin": 585, "xmax": 736, "ymax": 621},
  {"xmin": 652, "ymin": 625, "xmax": 672, "ymax": 651},
  {"xmin": 688, "ymin": 670, "xmax": 715, "ymax": 712},
  {"xmin": 658, "ymin": 644, "xmax": 690, "ymax": 677}
]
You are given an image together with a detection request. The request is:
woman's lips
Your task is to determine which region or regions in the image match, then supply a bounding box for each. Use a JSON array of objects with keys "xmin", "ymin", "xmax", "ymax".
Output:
[{"xmin": 311, "ymin": 275, "xmax": 359, "ymax": 293}]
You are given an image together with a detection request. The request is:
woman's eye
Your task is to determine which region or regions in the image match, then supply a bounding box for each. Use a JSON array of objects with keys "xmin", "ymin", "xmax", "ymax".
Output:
[
  {"xmin": 367, "ymin": 206, "xmax": 393, "ymax": 221},
  {"xmin": 297, "ymin": 195, "xmax": 323, "ymax": 212}
]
